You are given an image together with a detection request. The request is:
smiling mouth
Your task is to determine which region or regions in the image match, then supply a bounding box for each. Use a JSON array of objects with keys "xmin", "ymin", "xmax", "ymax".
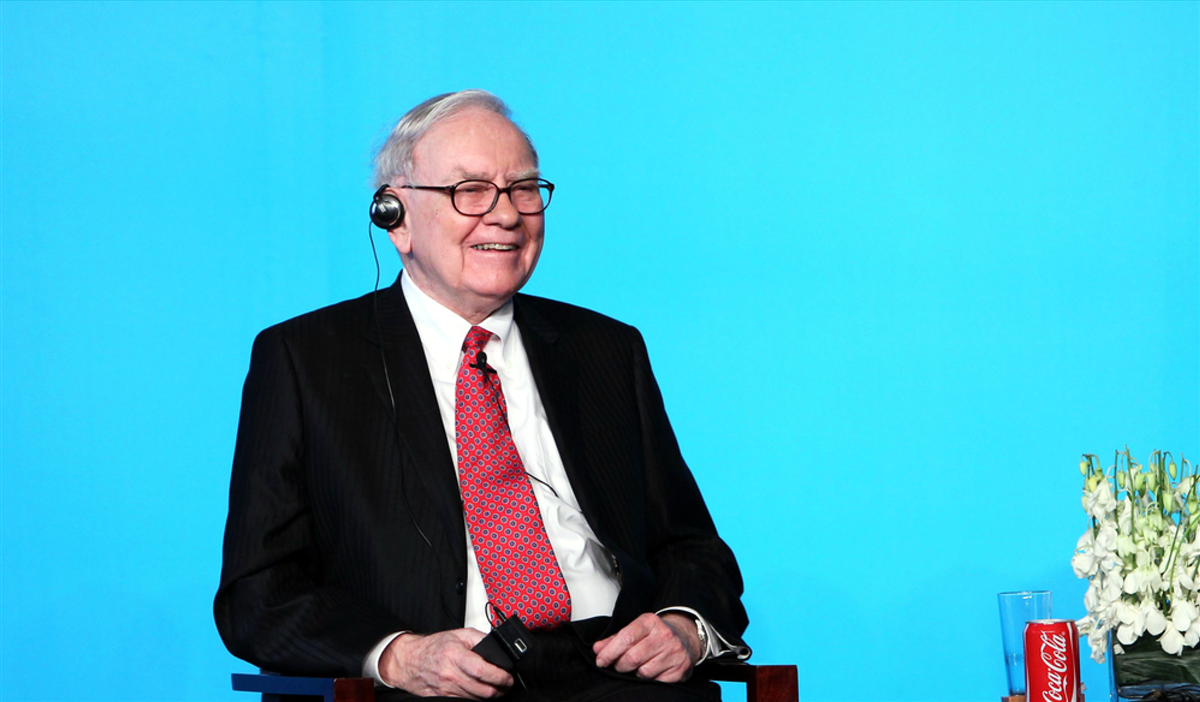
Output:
[{"xmin": 472, "ymin": 243, "xmax": 517, "ymax": 251}]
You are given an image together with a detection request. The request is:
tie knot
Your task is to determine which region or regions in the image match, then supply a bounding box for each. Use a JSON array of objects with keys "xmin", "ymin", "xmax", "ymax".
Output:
[{"xmin": 463, "ymin": 326, "xmax": 493, "ymax": 354}]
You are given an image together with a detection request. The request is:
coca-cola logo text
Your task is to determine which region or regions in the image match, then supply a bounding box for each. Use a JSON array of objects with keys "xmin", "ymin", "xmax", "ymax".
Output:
[{"xmin": 1037, "ymin": 631, "xmax": 1075, "ymax": 702}]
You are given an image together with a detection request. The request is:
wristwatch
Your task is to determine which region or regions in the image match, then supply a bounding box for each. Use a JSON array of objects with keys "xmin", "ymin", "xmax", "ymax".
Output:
[{"xmin": 692, "ymin": 614, "xmax": 709, "ymax": 662}]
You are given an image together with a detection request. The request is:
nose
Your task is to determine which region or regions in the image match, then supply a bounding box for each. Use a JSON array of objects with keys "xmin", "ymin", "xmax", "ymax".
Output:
[{"xmin": 483, "ymin": 190, "xmax": 520, "ymax": 229}]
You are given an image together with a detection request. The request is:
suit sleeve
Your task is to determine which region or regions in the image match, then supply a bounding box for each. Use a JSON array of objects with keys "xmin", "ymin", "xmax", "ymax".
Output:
[
  {"xmin": 631, "ymin": 331, "xmax": 750, "ymax": 648},
  {"xmin": 214, "ymin": 327, "xmax": 409, "ymax": 676}
]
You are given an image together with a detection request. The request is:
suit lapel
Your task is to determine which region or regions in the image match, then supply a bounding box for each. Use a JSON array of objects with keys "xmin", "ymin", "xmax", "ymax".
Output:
[
  {"xmin": 514, "ymin": 297, "xmax": 611, "ymax": 545},
  {"xmin": 366, "ymin": 279, "xmax": 466, "ymax": 555}
]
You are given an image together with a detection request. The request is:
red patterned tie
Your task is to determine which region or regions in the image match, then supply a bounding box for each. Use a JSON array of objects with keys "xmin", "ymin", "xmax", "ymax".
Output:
[{"xmin": 455, "ymin": 326, "xmax": 571, "ymax": 629}]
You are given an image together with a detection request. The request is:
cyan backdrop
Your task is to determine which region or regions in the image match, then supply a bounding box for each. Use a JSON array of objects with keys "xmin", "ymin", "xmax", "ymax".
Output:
[{"xmin": 2, "ymin": 2, "xmax": 1197, "ymax": 701}]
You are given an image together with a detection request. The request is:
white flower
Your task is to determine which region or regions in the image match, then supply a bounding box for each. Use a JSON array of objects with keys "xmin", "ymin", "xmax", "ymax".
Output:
[
  {"xmin": 1145, "ymin": 510, "xmax": 1169, "ymax": 535},
  {"xmin": 1124, "ymin": 569, "xmax": 1146, "ymax": 595},
  {"xmin": 1117, "ymin": 533, "xmax": 1138, "ymax": 558},
  {"xmin": 1097, "ymin": 525, "xmax": 1118, "ymax": 554},
  {"xmin": 1185, "ymin": 618, "xmax": 1200, "ymax": 648},
  {"xmin": 1102, "ymin": 574, "xmax": 1124, "ymax": 602},
  {"xmin": 1116, "ymin": 600, "xmax": 1140, "ymax": 626},
  {"xmin": 1117, "ymin": 622, "xmax": 1140, "ymax": 645},
  {"xmin": 1145, "ymin": 603, "xmax": 1168, "ymax": 636},
  {"xmin": 1175, "ymin": 562, "xmax": 1197, "ymax": 591},
  {"xmin": 1125, "ymin": 551, "xmax": 1165, "ymax": 596},
  {"xmin": 1084, "ymin": 582, "xmax": 1101, "ymax": 612},
  {"xmin": 1075, "ymin": 525, "xmax": 1121, "ymax": 578},
  {"xmin": 1087, "ymin": 482, "xmax": 1117, "ymax": 520},
  {"xmin": 1086, "ymin": 622, "xmax": 1108, "ymax": 663},
  {"xmin": 1073, "ymin": 532, "xmax": 1098, "ymax": 578},
  {"xmin": 1172, "ymin": 600, "xmax": 1199, "ymax": 632},
  {"xmin": 1073, "ymin": 551, "xmax": 1096, "ymax": 578},
  {"xmin": 1118, "ymin": 501, "xmax": 1133, "ymax": 531},
  {"xmin": 1162, "ymin": 627, "xmax": 1185, "ymax": 655}
]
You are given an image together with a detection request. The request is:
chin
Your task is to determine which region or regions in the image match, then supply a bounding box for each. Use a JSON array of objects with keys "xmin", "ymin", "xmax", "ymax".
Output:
[{"xmin": 469, "ymin": 275, "xmax": 531, "ymax": 301}]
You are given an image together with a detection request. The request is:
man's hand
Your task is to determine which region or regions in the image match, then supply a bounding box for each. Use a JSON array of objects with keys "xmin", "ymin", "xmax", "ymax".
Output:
[
  {"xmin": 592, "ymin": 612, "xmax": 703, "ymax": 683},
  {"xmin": 380, "ymin": 629, "xmax": 514, "ymax": 699}
]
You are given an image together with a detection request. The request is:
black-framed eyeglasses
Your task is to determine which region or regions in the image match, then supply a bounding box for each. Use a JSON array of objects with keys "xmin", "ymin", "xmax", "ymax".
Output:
[{"xmin": 401, "ymin": 178, "xmax": 554, "ymax": 216}]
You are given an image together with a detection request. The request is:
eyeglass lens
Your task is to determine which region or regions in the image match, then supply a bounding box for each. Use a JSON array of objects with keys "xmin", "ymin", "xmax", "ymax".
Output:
[{"xmin": 454, "ymin": 179, "xmax": 551, "ymax": 216}]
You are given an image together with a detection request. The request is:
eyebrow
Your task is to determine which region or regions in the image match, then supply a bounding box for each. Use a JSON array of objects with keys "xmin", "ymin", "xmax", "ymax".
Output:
[{"xmin": 452, "ymin": 166, "xmax": 541, "ymax": 182}]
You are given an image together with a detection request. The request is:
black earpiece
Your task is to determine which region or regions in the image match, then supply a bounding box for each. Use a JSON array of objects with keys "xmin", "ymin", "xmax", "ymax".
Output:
[{"xmin": 370, "ymin": 184, "xmax": 405, "ymax": 229}]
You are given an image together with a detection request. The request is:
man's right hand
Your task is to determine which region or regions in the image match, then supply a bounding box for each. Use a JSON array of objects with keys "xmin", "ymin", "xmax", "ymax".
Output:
[{"xmin": 380, "ymin": 629, "xmax": 514, "ymax": 699}]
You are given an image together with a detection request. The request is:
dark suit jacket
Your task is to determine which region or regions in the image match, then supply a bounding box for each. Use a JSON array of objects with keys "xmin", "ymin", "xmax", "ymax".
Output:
[{"xmin": 214, "ymin": 278, "xmax": 748, "ymax": 677}]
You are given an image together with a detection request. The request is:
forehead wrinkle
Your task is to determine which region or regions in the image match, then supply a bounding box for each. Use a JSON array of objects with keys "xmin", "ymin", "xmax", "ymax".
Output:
[
  {"xmin": 450, "ymin": 165, "xmax": 541, "ymax": 183},
  {"xmin": 451, "ymin": 167, "xmax": 490, "ymax": 181}
]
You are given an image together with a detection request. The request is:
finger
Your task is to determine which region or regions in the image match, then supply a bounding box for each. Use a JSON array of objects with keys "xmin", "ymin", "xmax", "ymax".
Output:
[
  {"xmin": 648, "ymin": 662, "xmax": 691, "ymax": 684},
  {"xmin": 636, "ymin": 654, "xmax": 673, "ymax": 681},
  {"xmin": 453, "ymin": 675, "xmax": 509, "ymax": 701},
  {"xmin": 613, "ymin": 634, "xmax": 662, "ymax": 674},
  {"xmin": 615, "ymin": 620, "xmax": 687, "ymax": 675},
  {"xmin": 594, "ymin": 636, "xmax": 630, "ymax": 667},
  {"xmin": 434, "ymin": 658, "xmax": 508, "ymax": 700},
  {"xmin": 594, "ymin": 615, "xmax": 656, "ymax": 667},
  {"xmin": 594, "ymin": 636, "xmax": 631, "ymax": 668},
  {"xmin": 611, "ymin": 624, "xmax": 673, "ymax": 674},
  {"xmin": 636, "ymin": 647, "xmax": 691, "ymax": 683},
  {"xmin": 460, "ymin": 653, "xmax": 515, "ymax": 690}
]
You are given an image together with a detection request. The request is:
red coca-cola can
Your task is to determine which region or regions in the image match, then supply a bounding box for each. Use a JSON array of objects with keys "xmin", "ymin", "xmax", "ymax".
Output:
[{"xmin": 1025, "ymin": 619, "xmax": 1081, "ymax": 702}]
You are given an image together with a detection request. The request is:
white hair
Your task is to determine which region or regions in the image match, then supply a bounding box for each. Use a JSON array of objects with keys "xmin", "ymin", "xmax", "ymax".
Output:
[{"xmin": 372, "ymin": 89, "xmax": 538, "ymax": 187}]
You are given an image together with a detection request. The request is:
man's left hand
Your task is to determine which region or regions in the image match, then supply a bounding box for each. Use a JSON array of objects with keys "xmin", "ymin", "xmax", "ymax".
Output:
[{"xmin": 592, "ymin": 612, "xmax": 703, "ymax": 683}]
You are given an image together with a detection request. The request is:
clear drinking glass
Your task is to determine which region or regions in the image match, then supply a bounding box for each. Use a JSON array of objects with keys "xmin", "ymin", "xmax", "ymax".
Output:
[{"xmin": 998, "ymin": 590, "xmax": 1053, "ymax": 694}]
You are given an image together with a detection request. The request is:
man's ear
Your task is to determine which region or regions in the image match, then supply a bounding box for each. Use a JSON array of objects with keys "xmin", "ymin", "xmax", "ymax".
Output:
[
  {"xmin": 386, "ymin": 212, "xmax": 412, "ymax": 256},
  {"xmin": 383, "ymin": 188, "xmax": 413, "ymax": 255}
]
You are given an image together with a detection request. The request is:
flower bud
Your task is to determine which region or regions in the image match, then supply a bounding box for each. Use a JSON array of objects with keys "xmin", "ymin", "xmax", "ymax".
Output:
[
  {"xmin": 1171, "ymin": 461, "xmax": 1179, "ymax": 479},
  {"xmin": 1081, "ymin": 458, "xmax": 1090, "ymax": 476}
]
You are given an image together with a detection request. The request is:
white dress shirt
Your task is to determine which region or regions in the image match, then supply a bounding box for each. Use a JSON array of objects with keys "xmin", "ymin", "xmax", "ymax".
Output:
[
  {"xmin": 401, "ymin": 272, "xmax": 624, "ymax": 628},
  {"xmin": 364, "ymin": 273, "xmax": 746, "ymax": 684}
]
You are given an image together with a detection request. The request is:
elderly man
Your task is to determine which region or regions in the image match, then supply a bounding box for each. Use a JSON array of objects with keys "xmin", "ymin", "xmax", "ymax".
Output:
[{"xmin": 215, "ymin": 90, "xmax": 748, "ymax": 702}]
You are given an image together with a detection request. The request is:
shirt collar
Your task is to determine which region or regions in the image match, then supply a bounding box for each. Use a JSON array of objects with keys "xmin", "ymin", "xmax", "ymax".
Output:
[{"xmin": 400, "ymin": 270, "xmax": 517, "ymax": 373}]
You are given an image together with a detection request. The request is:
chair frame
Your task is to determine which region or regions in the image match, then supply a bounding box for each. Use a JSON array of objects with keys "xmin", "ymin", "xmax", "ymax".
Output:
[{"xmin": 233, "ymin": 662, "xmax": 798, "ymax": 702}]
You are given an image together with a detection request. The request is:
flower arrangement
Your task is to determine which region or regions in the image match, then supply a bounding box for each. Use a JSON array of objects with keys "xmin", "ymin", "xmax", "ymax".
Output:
[{"xmin": 1074, "ymin": 448, "xmax": 1195, "ymax": 663}]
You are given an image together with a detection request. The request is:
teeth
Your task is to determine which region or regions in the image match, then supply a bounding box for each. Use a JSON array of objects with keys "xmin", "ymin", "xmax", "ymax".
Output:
[{"xmin": 473, "ymin": 244, "xmax": 516, "ymax": 251}]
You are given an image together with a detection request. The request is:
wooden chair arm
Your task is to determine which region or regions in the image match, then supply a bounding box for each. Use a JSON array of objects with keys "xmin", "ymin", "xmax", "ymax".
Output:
[{"xmin": 697, "ymin": 662, "xmax": 799, "ymax": 702}]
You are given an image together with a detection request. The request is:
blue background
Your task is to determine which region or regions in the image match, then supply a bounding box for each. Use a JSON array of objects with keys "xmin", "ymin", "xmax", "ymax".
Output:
[{"xmin": 2, "ymin": 1, "xmax": 1197, "ymax": 700}]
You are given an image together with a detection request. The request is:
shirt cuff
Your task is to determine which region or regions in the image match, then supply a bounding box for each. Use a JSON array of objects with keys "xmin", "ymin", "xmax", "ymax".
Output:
[
  {"xmin": 657, "ymin": 606, "xmax": 752, "ymax": 663},
  {"xmin": 362, "ymin": 631, "xmax": 407, "ymax": 687}
]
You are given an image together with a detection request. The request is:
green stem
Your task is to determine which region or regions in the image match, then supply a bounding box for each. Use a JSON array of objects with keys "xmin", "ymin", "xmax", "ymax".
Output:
[
  {"xmin": 1161, "ymin": 450, "xmax": 1170, "ymax": 521},
  {"xmin": 1162, "ymin": 503, "xmax": 1184, "ymax": 589},
  {"xmin": 1191, "ymin": 528, "xmax": 1200, "ymax": 586}
]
